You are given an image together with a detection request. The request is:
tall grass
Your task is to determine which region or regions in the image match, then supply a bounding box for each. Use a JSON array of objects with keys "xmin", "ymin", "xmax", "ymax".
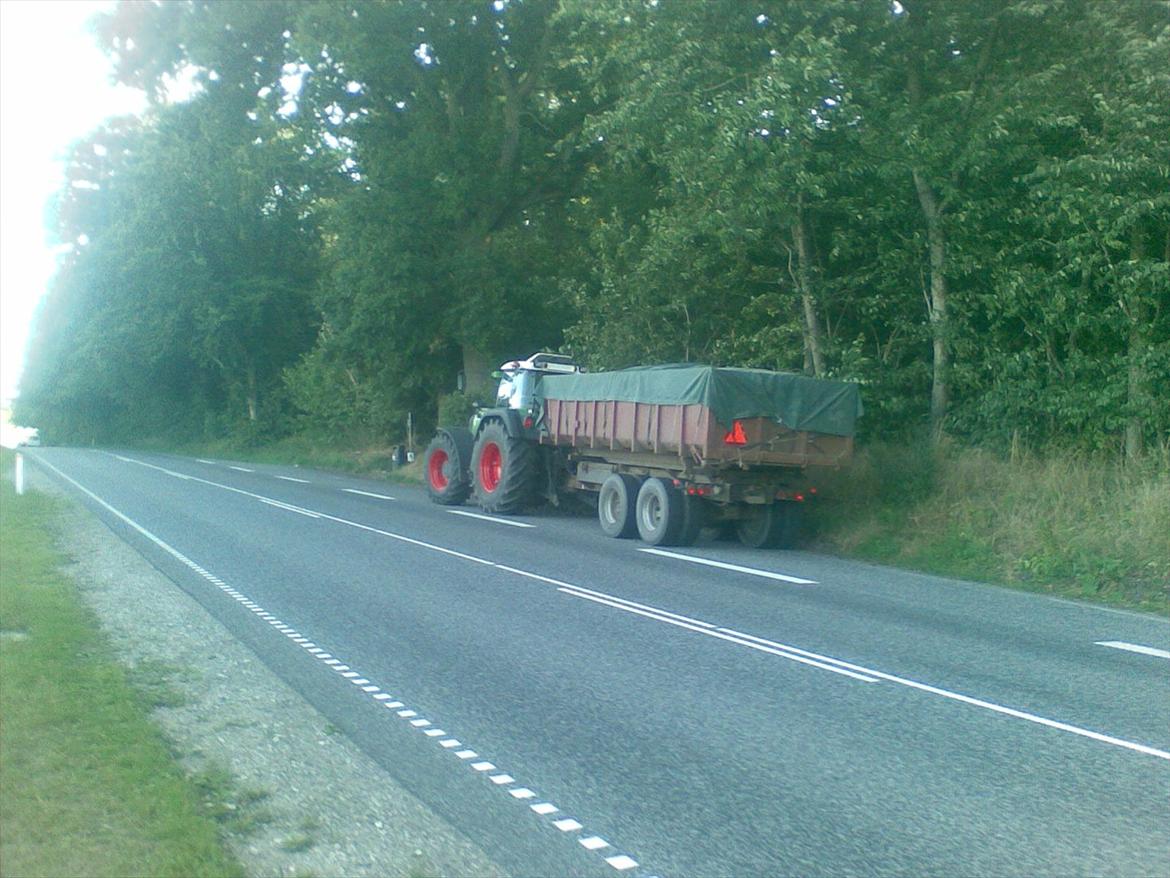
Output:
[{"xmin": 809, "ymin": 442, "xmax": 1169, "ymax": 613}]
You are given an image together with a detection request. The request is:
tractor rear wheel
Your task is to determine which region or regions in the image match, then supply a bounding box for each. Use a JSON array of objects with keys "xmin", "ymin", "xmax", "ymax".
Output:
[
  {"xmin": 423, "ymin": 427, "xmax": 473, "ymax": 505},
  {"xmin": 471, "ymin": 421, "xmax": 537, "ymax": 514}
]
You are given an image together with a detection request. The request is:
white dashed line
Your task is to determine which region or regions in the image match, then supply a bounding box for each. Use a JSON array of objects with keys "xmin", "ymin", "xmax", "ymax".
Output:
[
  {"xmin": 341, "ymin": 488, "xmax": 396, "ymax": 500},
  {"xmin": 1096, "ymin": 641, "xmax": 1170, "ymax": 659},
  {"xmin": 229, "ymin": 465, "xmax": 254, "ymax": 472},
  {"xmin": 196, "ymin": 459, "xmax": 215, "ymax": 464},
  {"xmin": 579, "ymin": 836, "xmax": 609, "ymax": 851},
  {"xmin": 639, "ymin": 546, "xmax": 817, "ymax": 584},
  {"xmin": 276, "ymin": 475, "xmax": 310, "ymax": 483},
  {"xmin": 36, "ymin": 454, "xmax": 654, "ymax": 878},
  {"xmin": 446, "ymin": 509, "xmax": 536, "ymax": 528}
]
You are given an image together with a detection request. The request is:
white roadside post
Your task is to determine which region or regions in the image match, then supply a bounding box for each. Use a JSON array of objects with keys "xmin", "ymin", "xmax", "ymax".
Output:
[{"xmin": 14, "ymin": 452, "xmax": 24, "ymax": 495}]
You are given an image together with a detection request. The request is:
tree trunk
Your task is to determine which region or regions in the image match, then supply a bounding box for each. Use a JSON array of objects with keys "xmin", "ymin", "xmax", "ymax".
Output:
[
  {"xmin": 912, "ymin": 167, "xmax": 950, "ymax": 439},
  {"xmin": 1124, "ymin": 225, "xmax": 1148, "ymax": 461},
  {"xmin": 792, "ymin": 201, "xmax": 826, "ymax": 378},
  {"xmin": 245, "ymin": 358, "xmax": 258, "ymax": 422},
  {"xmin": 461, "ymin": 343, "xmax": 496, "ymax": 402}
]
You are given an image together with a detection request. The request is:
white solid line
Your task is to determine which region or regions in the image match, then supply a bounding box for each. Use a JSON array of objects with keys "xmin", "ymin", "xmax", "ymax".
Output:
[
  {"xmin": 276, "ymin": 475, "xmax": 310, "ymax": 483},
  {"xmin": 447, "ymin": 509, "xmax": 536, "ymax": 528},
  {"xmin": 342, "ymin": 488, "xmax": 395, "ymax": 500},
  {"xmin": 606, "ymin": 854, "xmax": 639, "ymax": 871},
  {"xmin": 553, "ymin": 818, "xmax": 583, "ymax": 832},
  {"xmin": 640, "ymin": 547, "xmax": 817, "ymax": 585},
  {"xmin": 259, "ymin": 497, "xmax": 321, "ymax": 518},
  {"xmin": 1096, "ymin": 641, "xmax": 1170, "ymax": 660},
  {"xmin": 229, "ymin": 465, "xmax": 254, "ymax": 472},
  {"xmin": 559, "ymin": 587, "xmax": 877, "ymax": 683}
]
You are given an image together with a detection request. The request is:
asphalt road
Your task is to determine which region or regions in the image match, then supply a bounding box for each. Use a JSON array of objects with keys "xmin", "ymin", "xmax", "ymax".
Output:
[{"xmin": 25, "ymin": 447, "xmax": 1170, "ymax": 877}]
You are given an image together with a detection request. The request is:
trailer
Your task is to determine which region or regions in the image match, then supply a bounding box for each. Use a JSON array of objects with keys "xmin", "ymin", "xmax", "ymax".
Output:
[{"xmin": 424, "ymin": 356, "xmax": 862, "ymax": 548}]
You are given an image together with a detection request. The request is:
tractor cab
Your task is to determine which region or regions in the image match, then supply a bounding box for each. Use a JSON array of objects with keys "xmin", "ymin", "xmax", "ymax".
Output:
[{"xmin": 493, "ymin": 352, "xmax": 581, "ymax": 413}]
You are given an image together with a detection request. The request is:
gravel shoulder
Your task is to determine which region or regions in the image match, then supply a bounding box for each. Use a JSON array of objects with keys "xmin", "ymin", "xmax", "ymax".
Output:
[{"xmin": 28, "ymin": 463, "xmax": 506, "ymax": 878}]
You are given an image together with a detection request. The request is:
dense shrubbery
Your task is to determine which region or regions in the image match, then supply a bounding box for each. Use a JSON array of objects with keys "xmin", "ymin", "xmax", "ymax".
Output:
[{"xmin": 14, "ymin": 0, "xmax": 1168, "ymax": 463}]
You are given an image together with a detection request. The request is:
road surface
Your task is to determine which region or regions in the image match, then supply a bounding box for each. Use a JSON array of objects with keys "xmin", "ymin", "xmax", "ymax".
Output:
[{"xmin": 25, "ymin": 447, "xmax": 1170, "ymax": 877}]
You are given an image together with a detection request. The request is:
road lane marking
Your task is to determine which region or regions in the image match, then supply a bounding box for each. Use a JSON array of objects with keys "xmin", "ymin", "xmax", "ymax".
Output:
[
  {"xmin": 559, "ymin": 588, "xmax": 877, "ymax": 683},
  {"xmin": 342, "ymin": 488, "xmax": 396, "ymax": 500},
  {"xmin": 61, "ymin": 453, "xmax": 1170, "ymax": 763},
  {"xmin": 276, "ymin": 475, "xmax": 310, "ymax": 483},
  {"xmin": 490, "ymin": 774, "xmax": 515, "ymax": 785},
  {"xmin": 229, "ymin": 465, "xmax": 254, "ymax": 472},
  {"xmin": 639, "ymin": 547, "xmax": 817, "ymax": 585},
  {"xmin": 531, "ymin": 802, "xmax": 559, "ymax": 815},
  {"xmin": 510, "ymin": 788, "xmax": 536, "ymax": 799},
  {"xmin": 447, "ymin": 509, "xmax": 536, "ymax": 528},
  {"xmin": 554, "ymin": 818, "xmax": 583, "ymax": 832},
  {"xmin": 1096, "ymin": 641, "xmax": 1170, "ymax": 660},
  {"xmin": 606, "ymin": 854, "xmax": 639, "ymax": 871},
  {"xmin": 580, "ymin": 836, "xmax": 609, "ymax": 850},
  {"xmin": 196, "ymin": 459, "xmax": 215, "ymax": 464},
  {"xmin": 259, "ymin": 497, "xmax": 321, "ymax": 518}
]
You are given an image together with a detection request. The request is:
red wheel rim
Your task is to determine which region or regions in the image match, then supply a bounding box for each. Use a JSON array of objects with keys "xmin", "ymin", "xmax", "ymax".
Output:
[
  {"xmin": 428, "ymin": 449, "xmax": 449, "ymax": 490},
  {"xmin": 479, "ymin": 442, "xmax": 502, "ymax": 493}
]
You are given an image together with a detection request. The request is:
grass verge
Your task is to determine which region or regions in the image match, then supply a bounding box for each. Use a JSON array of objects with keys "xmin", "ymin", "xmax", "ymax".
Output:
[
  {"xmin": 164, "ymin": 433, "xmax": 424, "ymax": 485},
  {"xmin": 808, "ymin": 441, "xmax": 1170, "ymax": 615},
  {"xmin": 0, "ymin": 448, "xmax": 245, "ymax": 877}
]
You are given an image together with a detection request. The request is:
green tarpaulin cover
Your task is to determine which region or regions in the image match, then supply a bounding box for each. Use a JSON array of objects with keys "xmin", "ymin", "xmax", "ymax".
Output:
[{"xmin": 539, "ymin": 364, "xmax": 863, "ymax": 437}]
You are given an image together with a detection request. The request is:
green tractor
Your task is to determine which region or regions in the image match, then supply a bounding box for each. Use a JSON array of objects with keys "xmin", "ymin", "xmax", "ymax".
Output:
[{"xmin": 423, "ymin": 353, "xmax": 580, "ymax": 514}]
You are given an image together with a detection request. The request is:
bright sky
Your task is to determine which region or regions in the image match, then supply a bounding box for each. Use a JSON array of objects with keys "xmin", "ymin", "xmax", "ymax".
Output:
[{"xmin": 0, "ymin": 0, "xmax": 145, "ymax": 412}]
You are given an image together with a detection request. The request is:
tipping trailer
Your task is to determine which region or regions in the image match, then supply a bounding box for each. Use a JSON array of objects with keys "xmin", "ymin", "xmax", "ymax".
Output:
[{"xmin": 423, "ymin": 354, "xmax": 862, "ymax": 548}]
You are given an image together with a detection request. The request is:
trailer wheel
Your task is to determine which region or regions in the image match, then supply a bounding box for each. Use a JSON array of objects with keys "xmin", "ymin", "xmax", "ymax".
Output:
[
  {"xmin": 598, "ymin": 473, "xmax": 639, "ymax": 538},
  {"xmin": 471, "ymin": 420, "xmax": 537, "ymax": 514},
  {"xmin": 736, "ymin": 501, "xmax": 802, "ymax": 549},
  {"xmin": 635, "ymin": 477, "xmax": 685, "ymax": 546},
  {"xmin": 677, "ymin": 493, "xmax": 706, "ymax": 547},
  {"xmin": 424, "ymin": 427, "xmax": 473, "ymax": 505}
]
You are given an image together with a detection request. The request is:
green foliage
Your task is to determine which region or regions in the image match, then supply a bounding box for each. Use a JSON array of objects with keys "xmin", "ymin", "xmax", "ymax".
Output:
[
  {"xmin": 437, "ymin": 392, "xmax": 477, "ymax": 429},
  {"xmin": 14, "ymin": 0, "xmax": 1170, "ymax": 460}
]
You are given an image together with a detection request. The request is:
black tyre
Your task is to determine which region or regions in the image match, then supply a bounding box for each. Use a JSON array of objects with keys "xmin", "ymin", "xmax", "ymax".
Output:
[
  {"xmin": 424, "ymin": 427, "xmax": 473, "ymax": 505},
  {"xmin": 635, "ymin": 477, "xmax": 685, "ymax": 546},
  {"xmin": 598, "ymin": 473, "xmax": 640, "ymax": 538},
  {"xmin": 736, "ymin": 501, "xmax": 803, "ymax": 549},
  {"xmin": 677, "ymin": 493, "xmax": 706, "ymax": 547},
  {"xmin": 471, "ymin": 421, "xmax": 537, "ymax": 514}
]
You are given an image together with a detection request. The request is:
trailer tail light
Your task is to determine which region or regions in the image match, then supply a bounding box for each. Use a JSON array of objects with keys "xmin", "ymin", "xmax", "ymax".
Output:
[
  {"xmin": 523, "ymin": 416, "xmax": 534, "ymax": 429},
  {"xmin": 723, "ymin": 420, "xmax": 748, "ymax": 445},
  {"xmin": 685, "ymin": 485, "xmax": 714, "ymax": 496}
]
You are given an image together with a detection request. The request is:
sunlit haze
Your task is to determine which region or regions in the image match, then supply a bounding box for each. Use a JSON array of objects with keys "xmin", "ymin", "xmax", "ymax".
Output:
[{"xmin": 0, "ymin": 0, "xmax": 145, "ymax": 442}]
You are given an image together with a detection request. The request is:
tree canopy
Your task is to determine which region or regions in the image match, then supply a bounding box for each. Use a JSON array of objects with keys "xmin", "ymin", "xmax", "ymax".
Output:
[{"xmin": 16, "ymin": 0, "xmax": 1169, "ymax": 457}]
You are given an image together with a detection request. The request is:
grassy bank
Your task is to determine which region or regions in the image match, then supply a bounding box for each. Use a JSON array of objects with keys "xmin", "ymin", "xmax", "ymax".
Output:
[
  {"xmin": 0, "ymin": 449, "xmax": 244, "ymax": 877},
  {"xmin": 165, "ymin": 433, "xmax": 424, "ymax": 484},
  {"xmin": 808, "ymin": 442, "xmax": 1170, "ymax": 615}
]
